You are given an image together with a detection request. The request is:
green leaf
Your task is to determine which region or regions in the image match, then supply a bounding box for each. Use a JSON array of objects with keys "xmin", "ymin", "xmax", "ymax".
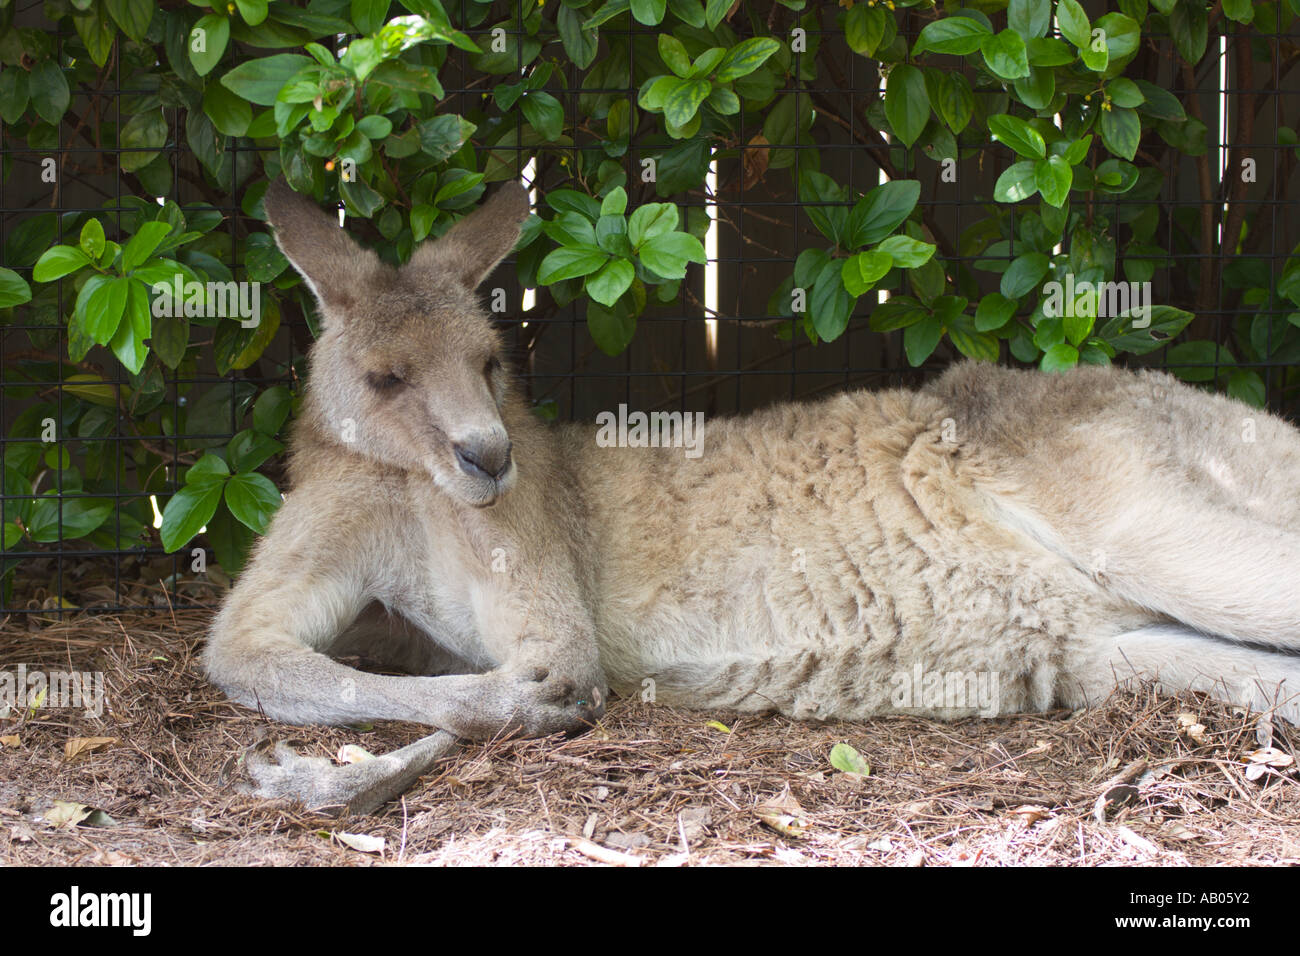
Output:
[
  {"xmin": 369, "ymin": 59, "xmax": 444, "ymax": 98},
  {"xmin": 936, "ymin": 73, "xmax": 973, "ymax": 134},
  {"xmin": 869, "ymin": 296, "xmax": 927, "ymax": 332},
  {"xmin": 630, "ymin": 0, "xmax": 667, "ymax": 25},
  {"xmin": 1008, "ymin": 0, "xmax": 1051, "ymax": 40},
  {"xmin": 875, "ymin": 235, "xmax": 935, "ymax": 268},
  {"xmin": 600, "ymin": 187, "xmax": 628, "ymax": 218},
  {"xmin": 0, "ymin": 268, "xmax": 31, "ymax": 308},
  {"xmin": 235, "ymin": 0, "xmax": 269, "ymax": 26},
  {"xmin": 662, "ymin": 78, "xmax": 710, "ymax": 129},
  {"xmin": 520, "ymin": 90, "xmax": 564, "ymax": 141},
  {"xmin": 1165, "ymin": 340, "xmax": 1232, "ymax": 382},
  {"xmin": 829, "ymin": 742, "xmax": 870, "ymax": 776},
  {"xmin": 75, "ymin": 5, "xmax": 116, "ymax": 68},
  {"xmin": 160, "ymin": 480, "xmax": 224, "ymax": 552},
  {"xmin": 1107, "ymin": 78, "xmax": 1144, "ymax": 108},
  {"xmin": 948, "ymin": 323, "xmax": 1000, "ymax": 362},
  {"xmin": 106, "ymin": 0, "xmax": 154, "ymax": 41},
  {"xmin": 544, "ymin": 211, "xmax": 598, "ymax": 249},
  {"xmin": 1000, "ymin": 252, "xmax": 1050, "ymax": 298},
  {"xmin": 356, "ymin": 114, "xmax": 393, "ymax": 139},
  {"xmin": 586, "ymin": 258, "xmax": 635, "ymax": 306},
  {"xmin": 351, "ymin": 0, "xmax": 388, "ymax": 34},
  {"xmin": 583, "ymin": 0, "xmax": 630, "ymax": 29},
  {"xmin": 1097, "ymin": 305, "xmax": 1194, "ymax": 355},
  {"xmin": 1034, "ymin": 155, "xmax": 1072, "ymax": 208},
  {"xmin": 188, "ymin": 454, "xmax": 233, "ymax": 489},
  {"xmin": 29, "ymin": 61, "xmax": 71, "ymax": 126},
  {"xmin": 122, "ymin": 221, "xmax": 173, "ymax": 271},
  {"xmin": 253, "ymin": 385, "xmax": 294, "ymax": 435},
  {"xmin": 639, "ymin": 232, "xmax": 706, "ymax": 279},
  {"xmin": 224, "ymin": 472, "xmax": 282, "ymax": 534},
  {"xmin": 152, "ymin": 311, "xmax": 189, "ymax": 370},
  {"xmin": 190, "ymin": 14, "xmax": 230, "ymax": 77},
  {"xmin": 810, "ymin": 260, "xmax": 854, "ymax": 342},
  {"xmin": 202, "ymin": 81, "xmax": 252, "ymax": 137},
  {"xmin": 1227, "ymin": 369, "xmax": 1265, "ymax": 407},
  {"xmin": 0, "ymin": 67, "xmax": 30, "ymax": 126},
  {"xmin": 220, "ymin": 54, "xmax": 314, "ymax": 106},
  {"xmin": 33, "ymin": 245, "xmax": 92, "ymax": 282},
  {"xmin": 988, "ymin": 114, "xmax": 1045, "ymax": 159},
  {"xmin": 658, "ymin": 35, "xmax": 692, "ymax": 77},
  {"xmin": 1013, "ymin": 66, "xmax": 1055, "ymax": 110},
  {"xmin": 417, "ymin": 114, "xmax": 475, "ymax": 161},
  {"xmin": 993, "ymin": 161, "xmax": 1038, "ymax": 203},
  {"xmin": 844, "ymin": 4, "xmax": 887, "ymax": 57},
  {"xmin": 914, "ymin": 16, "xmax": 990, "ymax": 55},
  {"xmin": 904, "ymin": 314, "xmax": 945, "ymax": 366},
  {"xmin": 538, "ymin": 245, "xmax": 609, "ymax": 284},
  {"xmin": 1040, "ymin": 342, "xmax": 1079, "ymax": 373},
  {"xmin": 27, "ymin": 498, "xmax": 113, "ymax": 543},
  {"xmin": 110, "ymin": 280, "xmax": 151, "ymax": 374},
  {"xmin": 1080, "ymin": 38, "xmax": 1109, "ymax": 73},
  {"xmin": 80, "ymin": 219, "xmax": 106, "ymax": 259},
  {"xmin": 1027, "ymin": 37, "xmax": 1076, "ymax": 67},
  {"xmin": 84, "ymin": 276, "xmax": 131, "ymax": 345},
  {"xmin": 1134, "ymin": 80, "xmax": 1185, "ymax": 120},
  {"xmin": 850, "ymin": 179, "xmax": 920, "ymax": 247},
  {"xmin": 547, "ymin": 189, "xmax": 602, "ymax": 221},
  {"xmin": 704, "ymin": 0, "xmax": 731, "ymax": 29},
  {"xmin": 1170, "ymin": 0, "xmax": 1207, "ymax": 63},
  {"xmin": 557, "ymin": 5, "xmax": 599, "ymax": 69},
  {"xmin": 715, "ymin": 37, "xmax": 780, "ymax": 82},
  {"xmin": 1222, "ymin": 0, "xmax": 1254, "ymax": 23},
  {"xmin": 1061, "ymin": 135, "xmax": 1093, "ymax": 165},
  {"xmin": 975, "ymin": 292, "xmax": 1016, "ymax": 331},
  {"xmin": 1100, "ymin": 106, "xmax": 1140, "ymax": 160},
  {"xmin": 841, "ymin": 250, "xmax": 892, "ymax": 296},
  {"xmin": 587, "ymin": 298, "xmax": 637, "ymax": 355},
  {"xmin": 119, "ymin": 109, "xmax": 169, "ymax": 173},
  {"xmin": 884, "ymin": 64, "xmax": 928, "ymax": 148},
  {"xmin": 1056, "ymin": 0, "xmax": 1091, "ymax": 49},
  {"xmin": 980, "ymin": 29, "xmax": 1030, "ymax": 80}
]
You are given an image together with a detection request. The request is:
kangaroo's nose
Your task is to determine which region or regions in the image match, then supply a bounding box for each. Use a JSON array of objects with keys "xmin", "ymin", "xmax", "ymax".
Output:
[{"xmin": 453, "ymin": 436, "xmax": 512, "ymax": 481}]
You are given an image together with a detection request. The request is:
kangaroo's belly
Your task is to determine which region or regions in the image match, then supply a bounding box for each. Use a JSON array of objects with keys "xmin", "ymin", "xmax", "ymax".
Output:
[{"xmin": 581, "ymin": 390, "xmax": 1145, "ymax": 720}]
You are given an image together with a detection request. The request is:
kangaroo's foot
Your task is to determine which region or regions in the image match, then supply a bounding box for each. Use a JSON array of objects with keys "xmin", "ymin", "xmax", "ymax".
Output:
[{"xmin": 237, "ymin": 731, "xmax": 460, "ymax": 816}]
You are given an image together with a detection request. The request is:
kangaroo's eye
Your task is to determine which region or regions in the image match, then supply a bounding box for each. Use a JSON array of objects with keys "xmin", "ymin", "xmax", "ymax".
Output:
[
  {"xmin": 484, "ymin": 356, "xmax": 502, "ymax": 376},
  {"xmin": 367, "ymin": 371, "xmax": 406, "ymax": 392}
]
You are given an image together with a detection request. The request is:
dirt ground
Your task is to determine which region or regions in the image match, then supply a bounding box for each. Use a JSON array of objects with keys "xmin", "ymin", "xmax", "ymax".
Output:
[{"xmin": 2, "ymin": 606, "xmax": 1299, "ymax": 867}]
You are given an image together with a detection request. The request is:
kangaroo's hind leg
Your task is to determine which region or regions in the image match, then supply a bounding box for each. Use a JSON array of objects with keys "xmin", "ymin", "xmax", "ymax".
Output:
[
  {"xmin": 1088, "ymin": 504, "xmax": 1300, "ymax": 649},
  {"xmin": 1062, "ymin": 624, "xmax": 1300, "ymax": 724}
]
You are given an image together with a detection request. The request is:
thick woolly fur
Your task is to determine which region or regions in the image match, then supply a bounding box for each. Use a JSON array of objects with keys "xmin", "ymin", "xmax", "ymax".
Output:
[{"xmin": 202, "ymin": 183, "xmax": 1300, "ymax": 810}]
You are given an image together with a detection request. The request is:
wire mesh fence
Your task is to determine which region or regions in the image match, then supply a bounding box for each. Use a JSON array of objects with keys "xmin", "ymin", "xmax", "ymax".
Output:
[{"xmin": 2, "ymin": 1, "xmax": 1299, "ymax": 614}]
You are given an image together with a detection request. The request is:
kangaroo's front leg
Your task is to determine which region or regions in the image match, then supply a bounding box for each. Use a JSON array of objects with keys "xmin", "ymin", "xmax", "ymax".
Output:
[{"xmin": 203, "ymin": 491, "xmax": 602, "ymax": 811}]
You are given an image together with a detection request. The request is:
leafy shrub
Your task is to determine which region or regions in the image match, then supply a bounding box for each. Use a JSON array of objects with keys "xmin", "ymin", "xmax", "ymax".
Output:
[{"xmin": 1, "ymin": 0, "xmax": 1298, "ymax": 588}]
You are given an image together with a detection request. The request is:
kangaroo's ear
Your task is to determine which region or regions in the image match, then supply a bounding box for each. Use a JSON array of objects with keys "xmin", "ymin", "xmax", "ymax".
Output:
[
  {"xmin": 263, "ymin": 179, "xmax": 379, "ymax": 314},
  {"xmin": 406, "ymin": 181, "xmax": 530, "ymax": 290}
]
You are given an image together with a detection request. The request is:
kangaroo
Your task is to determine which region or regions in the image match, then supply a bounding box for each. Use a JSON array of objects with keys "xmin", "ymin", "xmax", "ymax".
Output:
[{"xmin": 203, "ymin": 179, "xmax": 1300, "ymax": 814}]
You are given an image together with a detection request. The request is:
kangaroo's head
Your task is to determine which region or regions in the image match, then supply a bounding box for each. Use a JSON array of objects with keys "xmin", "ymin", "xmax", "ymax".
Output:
[{"xmin": 264, "ymin": 179, "xmax": 530, "ymax": 507}]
